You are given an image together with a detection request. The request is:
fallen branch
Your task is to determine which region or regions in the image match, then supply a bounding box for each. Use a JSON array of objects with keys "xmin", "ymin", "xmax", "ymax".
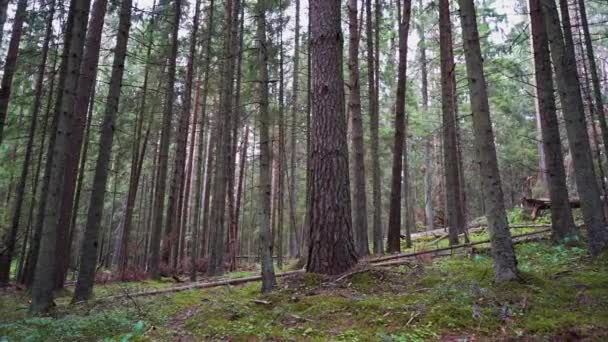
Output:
[
  {"xmin": 370, "ymin": 229, "xmax": 552, "ymax": 265},
  {"xmin": 94, "ymin": 270, "xmax": 304, "ymax": 303}
]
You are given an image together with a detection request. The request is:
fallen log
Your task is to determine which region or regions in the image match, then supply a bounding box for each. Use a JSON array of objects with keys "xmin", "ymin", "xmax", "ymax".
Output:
[
  {"xmin": 370, "ymin": 229, "xmax": 552, "ymax": 264},
  {"xmin": 94, "ymin": 270, "xmax": 304, "ymax": 303}
]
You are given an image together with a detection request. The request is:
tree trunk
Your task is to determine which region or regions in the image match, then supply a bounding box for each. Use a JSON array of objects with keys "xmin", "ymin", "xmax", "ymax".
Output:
[
  {"xmin": 208, "ymin": 0, "xmax": 240, "ymax": 276},
  {"xmin": 306, "ymin": 0, "xmax": 358, "ymax": 275},
  {"xmin": 439, "ymin": 0, "xmax": 465, "ymax": 246},
  {"xmin": 30, "ymin": 0, "xmax": 92, "ymax": 313},
  {"xmin": 288, "ymin": 0, "xmax": 300, "ymax": 259},
  {"xmin": 55, "ymin": 0, "xmax": 109, "ymax": 290},
  {"xmin": 529, "ymin": 0, "xmax": 577, "ymax": 242},
  {"xmin": 149, "ymin": 0, "xmax": 183, "ymax": 278},
  {"xmin": 0, "ymin": 0, "xmax": 46, "ymax": 284},
  {"xmin": 387, "ymin": 0, "xmax": 411, "ymax": 254},
  {"xmin": 72, "ymin": 0, "xmax": 132, "ymax": 302},
  {"xmin": 256, "ymin": 0, "xmax": 277, "ymax": 293},
  {"xmin": 457, "ymin": 0, "xmax": 518, "ymax": 282},
  {"xmin": 578, "ymin": 0, "xmax": 608, "ymax": 170},
  {"xmin": 542, "ymin": 0, "xmax": 608, "ymax": 255},
  {"xmin": 191, "ymin": 0, "xmax": 215, "ymax": 280},
  {"xmin": 0, "ymin": 0, "xmax": 27, "ymax": 145},
  {"xmin": 348, "ymin": 0, "xmax": 370, "ymax": 257},
  {"xmin": 366, "ymin": 0, "xmax": 382, "ymax": 255}
]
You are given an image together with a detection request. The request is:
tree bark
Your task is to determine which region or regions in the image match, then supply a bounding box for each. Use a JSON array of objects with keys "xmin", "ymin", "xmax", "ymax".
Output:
[
  {"xmin": 529, "ymin": 0, "xmax": 577, "ymax": 242},
  {"xmin": 288, "ymin": 0, "xmax": 301, "ymax": 259},
  {"xmin": 578, "ymin": 0, "xmax": 608, "ymax": 168},
  {"xmin": 256, "ymin": 0, "xmax": 277, "ymax": 293},
  {"xmin": 55, "ymin": 0, "xmax": 109, "ymax": 289},
  {"xmin": 439, "ymin": 0, "xmax": 465, "ymax": 246},
  {"xmin": 30, "ymin": 0, "xmax": 92, "ymax": 313},
  {"xmin": 457, "ymin": 0, "xmax": 518, "ymax": 282},
  {"xmin": 191, "ymin": 0, "xmax": 215, "ymax": 280},
  {"xmin": 542, "ymin": 0, "xmax": 608, "ymax": 255},
  {"xmin": 306, "ymin": 0, "xmax": 358, "ymax": 275},
  {"xmin": 149, "ymin": 0, "xmax": 183, "ymax": 278},
  {"xmin": 0, "ymin": 0, "xmax": 27, "ymax": 145},
  {"xmin": 0, "ymin": 0, "xmax": 46, "ymax": 284},
  {"xmin": 72, "ymin": 0, "xmax": 132, "ymax": 302},
  {"xmin": 387, "ymin": 0, "xmax": 412, "ymax": 254},
  {"xmin": 208, "ymin": 0, "xmax": 240, "ymax": 276},
  {"xmin": 366, "ymin": 0, "xmax": 382, "ymax": 255},
  {"xmin": 348, "ymin": 0, "xmax": 370, "ymax": 257}
]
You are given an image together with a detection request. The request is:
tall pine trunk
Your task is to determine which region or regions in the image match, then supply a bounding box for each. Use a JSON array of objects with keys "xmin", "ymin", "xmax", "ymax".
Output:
[
  {"xmin": 256, "ymin": 0, "xmax": 277, "ymax": 293},
  {"xmin": 542, "ymin": 0, "xmax": 608, "ymax": 255},
  {"xmin": 366, "ymin": 0, "xmax": 382, "ymax": 254},
  {"xmin": 458, "ymin": 0, "xmax": 518, "ymax": 282},
  {"xmin": 306, "ymin": 0, "xmax": 358, "ymax": 275},
  {"xmin": 348, "ymin": 0, "xmax": 370, "ymax": 257},
  {"xmin": 72, "ymin": 0, "xmax": 132, "ymax": 302},
  {"xmin": 529, "ymin": 0, "xmax": 577, "ymax": 241},
  {"xmin": 387, "ymin": 0, "xmax": 411, "ymax": 254},
  {"xmin": 149, "ymin": 0, "xmax": 183, "ymax": 278},
  {"xmin": 439, "ymin": 0, "xmax": 465, "ymax": 245},
  {"xmin": 30, "ymin": 0, "xmax": 92, "ymax": 313}
]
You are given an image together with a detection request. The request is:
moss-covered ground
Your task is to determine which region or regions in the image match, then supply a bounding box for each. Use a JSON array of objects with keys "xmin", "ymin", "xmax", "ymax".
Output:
[{"xmin": 1, "ymin": 239, "xmax": 607, "ymax": 341}]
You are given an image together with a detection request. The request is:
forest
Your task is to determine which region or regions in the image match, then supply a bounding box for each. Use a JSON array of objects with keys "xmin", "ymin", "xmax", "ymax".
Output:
[{"xmin": 0, "ymin": 0, "xmax": 608, "ymax": 339}]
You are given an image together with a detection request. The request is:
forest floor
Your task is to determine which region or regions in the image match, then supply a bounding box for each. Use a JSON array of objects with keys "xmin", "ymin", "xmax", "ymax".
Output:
[{"xmin": 1, "ymin": 228, "xmax": 608, "ymax": 341}]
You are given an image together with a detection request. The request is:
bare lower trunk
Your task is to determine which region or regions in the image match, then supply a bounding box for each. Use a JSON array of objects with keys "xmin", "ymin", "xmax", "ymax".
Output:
[
  {"xmin": 256, "ymin": 0, "xmax": 276, "ymax": 293},
  {"xmin": 542, "ymin": 0, "xmax": 608, "ymax": 254},
  {"xmin": 306, "ymin": 0, "xmax": 358, "ymax": 275},
  {"xmin": 458, "ymin": 0, "xmax": 518, "ymax": 282}
]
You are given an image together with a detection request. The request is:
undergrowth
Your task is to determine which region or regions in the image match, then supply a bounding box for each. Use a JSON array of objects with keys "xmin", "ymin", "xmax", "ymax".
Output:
[{"xmin": 1, "ymin": 239, "xmax": 607, "ymax": 341}]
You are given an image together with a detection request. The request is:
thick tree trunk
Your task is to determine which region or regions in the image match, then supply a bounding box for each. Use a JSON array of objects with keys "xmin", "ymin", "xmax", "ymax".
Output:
[
  {"xmin": 256, "ymin": 0, "xmax": 277, "ymax": 293},
  {"xmin": 306, "ymin": 0, "xmax": 358, "ymax": 275},
  {"xmin": 387, "ymin": 0, "xmax": 411, "ymax": 254},
  {"xmin": 348, "ymin": 0, "xmax": 370, "ymax": 257},
  {"xmin": 542, "ymin": 0, "xmax": 608, "ymax": 255},
  {"xmin": 529, "ymin": 0, "xmax": 577, "ymax": 242},
  {"xmin": 439, "ymin": 0, "xmax": 465, "ymax": 246},
  {"xmin": 30, "ymin": 0, "xmax": 92, "ymax": 313},
  {"xmin": 72, "ymin": 0, "xmax": 132, "ymax": 302},
  {"xmin": 55, "ymin": 0, "xmax": 109, "ymax": 289},
  {"xmin": 149, "ymin": 0, "xmax": 183, "ymax": 278},
  {"xmin": 457, "ymin": 0, "xmax": 518, "ymax": 282}
]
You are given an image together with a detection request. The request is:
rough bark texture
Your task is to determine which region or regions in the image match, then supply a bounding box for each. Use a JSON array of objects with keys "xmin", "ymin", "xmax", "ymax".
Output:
[
  {"xmin": 347, "ymin": 0, "xmax": 369, "ymax": 257},
  {"xmin": 439, "ymin": 0, "xmax": 465, "ymax": 246},
  {"xmin": 366, "ymin": 0, "xmax": 382, "ymax": 255},
  {"xmin": 55, "ymin": 0, "xmax": 109, "ymax": 290},
  {"xmin": 72, "ymin": 0, "xmax": 132, "ymax": 302},
  {"xmin": 208, "ymin": 0, "xmax": 240, "ymax": 276},
  {"xmin": 457, "ymin": 0, "xmax": 518, "ymax": 283},
  {"xmin": 256, "ymin": 0, "xmax": 277, "ymax": 293},
  {"xmin": 149, "ymin": 0, "xmax": 182, "ymax": 278},
  {"xmin": 306, "ymin": 0, "xmax": 358, "ymax": 275},
  {"xmin": 31, "ymin": 0, "xmax": 92, "ymax": 313},
  {"xmin": 529, "ymin": 0, "xmax": 577, "ymax": 242},
  {"xmin": 0, "ymin": 0, "xmax": 27, "ymax": 145},
  {"xmin": 387, "ymin": 0, "xmax": 411, "ymax": 254},
  {"xmin": 542, "ymin": 0, "xmax": 608, "ymax": 255}
]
